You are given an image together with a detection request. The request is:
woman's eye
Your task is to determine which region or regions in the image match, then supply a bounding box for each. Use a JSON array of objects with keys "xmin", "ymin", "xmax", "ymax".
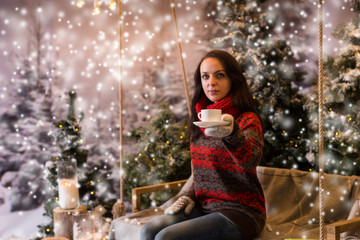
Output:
[
  {"xmin": 217, "ymin": 73, "xmax": 225, "ymax": 78},
  {"xmin": 202, "ymin": 75, "xmax": 209, "ymax": 80}
]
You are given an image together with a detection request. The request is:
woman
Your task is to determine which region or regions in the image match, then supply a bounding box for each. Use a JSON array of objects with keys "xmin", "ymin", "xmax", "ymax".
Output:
[{"xmin": 140, "ymin": 50, "xmax": 265, "ymax": 240}]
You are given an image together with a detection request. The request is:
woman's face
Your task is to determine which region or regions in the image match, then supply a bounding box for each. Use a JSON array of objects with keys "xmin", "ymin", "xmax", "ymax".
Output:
[{"xmin": 200, "ymin": 57, "xmax": 232, "ymax": 103}]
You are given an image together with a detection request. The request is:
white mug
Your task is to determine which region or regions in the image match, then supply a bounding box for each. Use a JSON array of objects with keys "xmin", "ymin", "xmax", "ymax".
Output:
[{"xmin": 197, "ymin": 109, "xmax": 222, "ymax": 122}]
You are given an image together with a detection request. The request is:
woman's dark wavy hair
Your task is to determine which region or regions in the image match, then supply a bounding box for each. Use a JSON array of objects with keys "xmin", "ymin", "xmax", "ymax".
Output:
[{"xmin": 190, "ymin": 50, "xmax": 260, "ymax": 141}]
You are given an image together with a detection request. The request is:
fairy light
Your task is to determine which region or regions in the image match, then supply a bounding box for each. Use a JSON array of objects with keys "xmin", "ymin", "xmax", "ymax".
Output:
[
  {"xmin": 93, "ymin": 7, "xmax": 100, "ymax": 15},
  {"xmin": 93, "ymin": 0, "xmax": 100, "ymax": 15},
  {"xmin": 76, "ymin": 0, "xmax": 85, "ymax": 8},
  {"xmin": 78, "ymin": 0, "xmax": 118, "ymax": 14},
  {"xmin": 109, "ymin": 0, "xmax": 117, "ymax": 11}
]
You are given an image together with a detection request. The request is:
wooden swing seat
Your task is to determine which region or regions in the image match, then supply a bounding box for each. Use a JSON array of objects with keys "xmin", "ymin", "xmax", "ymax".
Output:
[
  {"xmin": 109, "ymin": 166, "xmax": 360, "ymax": 240},
  {"xmin": 326, "ymin": 218, "xmax": 360, "ymax": 240},
  {"xmin": 131, "ymin": 179, "xmax": 187, "ymax": 213}
]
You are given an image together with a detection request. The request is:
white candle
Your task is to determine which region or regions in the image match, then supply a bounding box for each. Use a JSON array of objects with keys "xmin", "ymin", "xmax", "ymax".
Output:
[{"xmin": 58, "ymin": 178, "xmax": 79, "ymax": 209}]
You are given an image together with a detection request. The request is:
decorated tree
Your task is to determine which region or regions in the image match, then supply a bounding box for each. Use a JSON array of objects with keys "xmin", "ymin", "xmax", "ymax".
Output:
[
  {"xmin": 124, "ymin": 103, "xmax": 191, "ymax": 209},
  {"xmin": 305, "ymin": 9, "xmax": 360, "ymax": 175},
  {"xmin": 210, "ymin": 0, "xmax": 312, "ymax": 170},
  {"xmin": 37, "ymin": 91, "xmax": 117, "ymax": 238}
]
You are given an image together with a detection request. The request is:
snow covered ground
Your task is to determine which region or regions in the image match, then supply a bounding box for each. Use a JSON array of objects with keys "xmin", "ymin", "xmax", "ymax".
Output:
[
  {"xmin": 0, "ymin": 186, "xmax": 49, "ymax": 240},
  {"xmin": 0, "ymin": 206, "xmax": 46, "ymax": 240}
]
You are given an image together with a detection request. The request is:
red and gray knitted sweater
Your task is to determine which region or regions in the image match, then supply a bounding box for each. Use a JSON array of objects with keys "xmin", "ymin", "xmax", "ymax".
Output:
[{"xmin": 187, "ymin": 95, "xmax": 266, "ymax": 238}]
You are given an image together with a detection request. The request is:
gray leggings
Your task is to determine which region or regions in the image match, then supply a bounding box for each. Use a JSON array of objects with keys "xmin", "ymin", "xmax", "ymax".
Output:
[{"xmin": 140, "ymin": 208, "xmax": 244, "ymax": 240}]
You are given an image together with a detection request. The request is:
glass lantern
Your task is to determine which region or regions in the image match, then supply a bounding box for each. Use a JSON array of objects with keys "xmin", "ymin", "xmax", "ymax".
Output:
[
  {"xmin": 73, "ymin": 211, "xmax": 93, "ymax": 240},
  {"xmin": 57, "ymin": 159, "xmax": 80, "ymax": 210}
]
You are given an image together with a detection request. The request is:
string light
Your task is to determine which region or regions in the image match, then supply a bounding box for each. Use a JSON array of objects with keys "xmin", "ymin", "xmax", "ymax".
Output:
[
  {"xmin": 93, "ymin": 0, "xmax": 100, "ymax": 15},
  {"xmin": 109, "ymin": 0, "xmax": 117, "ymax": 11},
  {"xmin": 78, "ymin": 0, "xmax": 117, "ymax": 13},
  {"xmin": 76, "ymin": 0, "xmax": 85, "ymax": 8},
  {"xmin": 93, "ymin": 6, "xmax": 100, "ymax": 15}
]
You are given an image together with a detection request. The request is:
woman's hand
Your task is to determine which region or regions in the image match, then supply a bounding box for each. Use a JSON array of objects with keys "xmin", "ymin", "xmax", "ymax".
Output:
[
  {"xmin": 164, "ymin": 196, "xmax": 195, "ymax": 215},
  {"xmin": 205, "ymin": 114, "xmax": 234, "ymax": 138}
]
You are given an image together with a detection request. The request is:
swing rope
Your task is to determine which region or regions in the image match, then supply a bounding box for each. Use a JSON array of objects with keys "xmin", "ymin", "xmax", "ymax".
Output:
[
  {"xmin": 317, "ymin": 0, "xmax": 325, "ymax": 239},
  {"xmin": 170, "ymin": 0, "xmax": 192, "ymax": 117},
  {"xmin": 112, "ymin": 0, "xmax": 126, "ymax": 219},
  {"xmin": 112, "ymin": 0, "xmax": 192, "ymax": 218},
  {"xmin": 170, "ymin": 0, "xmax": 193, "ymax": 174}
]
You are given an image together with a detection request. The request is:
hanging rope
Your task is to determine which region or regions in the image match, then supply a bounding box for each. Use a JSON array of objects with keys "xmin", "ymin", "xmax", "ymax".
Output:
[
  {"xmin": 318, "ymin": 0, "xmax": 325, "ymax": 239},
  {"xmin": 112, "ymin": 0, "xmax": 126, "ymax": 219},
  {"xmin": 170, "ymin": 0, "xmax": 192, "ymax": 117},
  {"xmin": 170, "ymin": 0, "xmax": 194, "ymax": 175}
]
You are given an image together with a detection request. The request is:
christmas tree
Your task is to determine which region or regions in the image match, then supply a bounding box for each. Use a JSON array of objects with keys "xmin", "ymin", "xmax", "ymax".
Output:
[
  {"xmin": 305, "ymin": 8, "xmax": 360, "ymax": 175},
  {"xmin": 37, "ymin": 91, "xmax": 117, "ymax": 238},
  {"xmin": 0, "ymin": 15, "xmax": 61, "ymax": 211},
  {"xmin": 210, "ymin": 0, "xmax": 312, "ymax": 170},
  {"xmin": 124, "ymin": 103, "xmax": 191, "ymax": 209}
]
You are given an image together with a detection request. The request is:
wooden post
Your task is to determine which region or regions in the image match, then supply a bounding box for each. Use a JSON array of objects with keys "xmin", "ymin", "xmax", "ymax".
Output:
[{"xmin": 53, "ymin": 205, "xmax": 87, "ymax": 239}]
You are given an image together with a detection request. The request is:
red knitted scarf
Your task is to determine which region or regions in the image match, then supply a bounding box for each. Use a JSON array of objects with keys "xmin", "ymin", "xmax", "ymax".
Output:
[
  {"xmin": 195, "ymin": 95, "xmax": 240, "ymax": 121},
  {"xmin": 195, "ymin": 95, "xmax": 240, "ymax": 135}
]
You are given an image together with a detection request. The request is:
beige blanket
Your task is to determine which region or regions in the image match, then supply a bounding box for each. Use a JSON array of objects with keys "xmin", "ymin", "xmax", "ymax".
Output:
[{"xmin": 109, "ymin": 166, "xmax": 360, "ymax": 240}]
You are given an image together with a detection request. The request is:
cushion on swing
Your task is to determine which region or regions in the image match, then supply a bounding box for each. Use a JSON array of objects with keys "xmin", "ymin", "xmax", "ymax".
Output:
[{"xmin": 108, "ymin": 166, "xmax": 360, "ymax": 240}]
